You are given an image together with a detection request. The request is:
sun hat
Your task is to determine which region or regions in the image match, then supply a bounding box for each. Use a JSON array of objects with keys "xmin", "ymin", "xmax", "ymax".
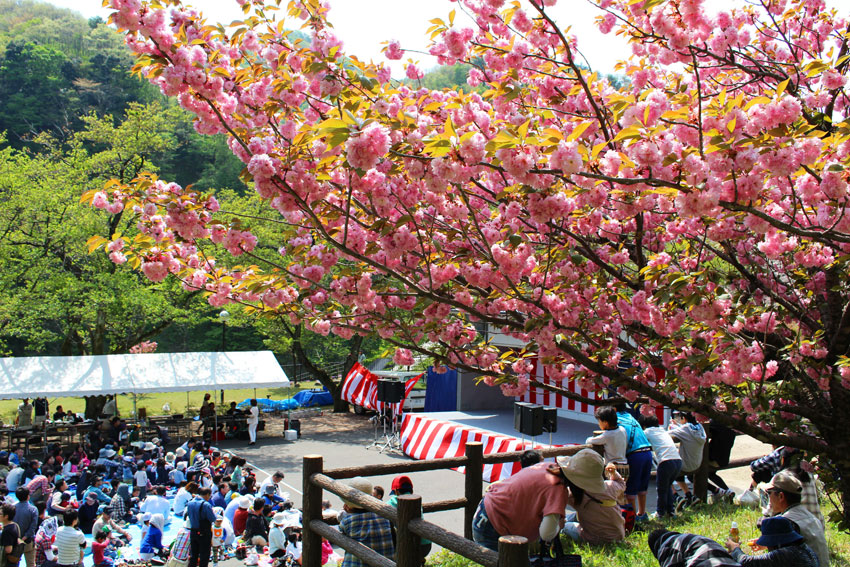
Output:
[
  {"xmin": 556, "ymin": 448, "xmax": 606, "ymax": 494},
  {"xmin": 143, "ymin": 442, "xmax": 156, "ymax": 452},
  {"xmin": 755, "ymin": 516, "xmax": 804, "ymax": 548},
  {"xmin": 140, "ymin": 512, "xmax": 151, "ymax": 523},
  {"xmin": 152, "ymin": 437, "xmax": 161, "ymax": 445},
  {"xmin": 343, "ymin": 477, "xmax": 372, "ymax": 509},
  {"xmin": 165, "ymin": 452, "xmax": 176, "ymax": 464},
  {"xmin": 272, "ymin": 512, "xmax": 287, "ymax": 526},
  {"xmin": 99, "ymin": 448, "xmax": 116, "ymax": 458},
  {"xmin": 264, "ymin": 484, "xmax": 277, "ymax": 494},
  {"xmin": 176, "ymin": 461, "xmax": 187, "ymax": 470},
  {"xmin": 175, "ymin": 447, "xmax": 186, "ymax": 457},
  {"xmin": 238, "ymin": 496, "xmax": 253, "ymax": 509},
  {"xmin": 764, "ymin": 470, "xmax": 803, "ymax": 494}
]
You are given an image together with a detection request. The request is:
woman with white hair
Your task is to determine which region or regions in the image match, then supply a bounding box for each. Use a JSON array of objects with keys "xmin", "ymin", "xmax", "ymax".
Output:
[{"xmin": 139, "ymin": 514, "xmax": 166, "ymax": 560}]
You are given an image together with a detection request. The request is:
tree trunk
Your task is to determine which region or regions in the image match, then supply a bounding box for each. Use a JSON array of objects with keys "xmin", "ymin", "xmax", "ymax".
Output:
[{"xmin": 84, "ymin": 395, "xmax": 106, "ymax": 420}]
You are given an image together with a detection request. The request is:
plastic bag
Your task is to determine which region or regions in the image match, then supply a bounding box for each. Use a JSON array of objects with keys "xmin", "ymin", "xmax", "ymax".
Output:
[{"xmin": 737, "ymin": 489, "xmax": 759, "ymax": 507}]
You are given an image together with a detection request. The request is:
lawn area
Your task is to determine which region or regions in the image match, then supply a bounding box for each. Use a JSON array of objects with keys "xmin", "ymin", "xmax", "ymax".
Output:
[
  {"xmin": 0, "ymin": 383, "xmax": 323, "ymax": 424},
  {"xmin": 427, "ymin": 502, "xmax": 850, "ymax": 567}
]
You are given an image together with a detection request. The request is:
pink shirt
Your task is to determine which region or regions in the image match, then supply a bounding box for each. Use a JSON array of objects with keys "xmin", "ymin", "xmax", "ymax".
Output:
[{"xmin": 483, "ymin": 464, "xmax": 568, "ymax": 541}]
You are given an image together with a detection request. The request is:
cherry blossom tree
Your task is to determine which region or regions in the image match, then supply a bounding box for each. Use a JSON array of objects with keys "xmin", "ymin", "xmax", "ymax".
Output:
[{"xmin": 89, "ymin": 0, "xmax": 850, "ymax": 521}]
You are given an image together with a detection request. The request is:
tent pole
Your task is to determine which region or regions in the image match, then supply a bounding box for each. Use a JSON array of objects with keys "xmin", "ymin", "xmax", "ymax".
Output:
[
  {"xmin": 133, "ymin": 393, "xmax": 137, "ymax": 421},
  {"xmin": 187, "ymin": 391, "xmax": 190, "ymax": 415}
]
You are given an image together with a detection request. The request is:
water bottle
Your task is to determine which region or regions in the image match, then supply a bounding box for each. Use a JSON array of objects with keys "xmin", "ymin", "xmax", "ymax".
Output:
[{"xmin": 729, "ymin": 521, "xmax": 739, "ymax": 543}]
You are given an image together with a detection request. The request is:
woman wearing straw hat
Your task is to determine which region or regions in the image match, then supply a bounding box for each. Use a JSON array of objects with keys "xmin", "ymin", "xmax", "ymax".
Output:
[
  {"xmin": 472, "ymin": 453, "xmax": 571, "ymax": 552},
  {"xmin": 559, "ymin": 449, "xmax": 627, "ymax": 544}
]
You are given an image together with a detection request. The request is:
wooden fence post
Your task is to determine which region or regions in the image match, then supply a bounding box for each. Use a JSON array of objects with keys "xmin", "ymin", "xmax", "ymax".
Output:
[
  {"xmin": 464, "ymin": 441, "xmax": 484, "ymax": 540},
  {"xmin": 303, "ymin": 454, "xmax": 324, "ymax": 567},
  {"xmin": 497, "ymin": 535, "xmax": 529, "ymax": 567},
  {"xmin": 396, "ymin": 494, "xmax": 422, "ymax": 567}
]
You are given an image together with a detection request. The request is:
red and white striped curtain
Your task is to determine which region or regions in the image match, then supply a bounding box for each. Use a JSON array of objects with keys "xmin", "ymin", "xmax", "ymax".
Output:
[{"xmin": 340, "ymin": 362, "xmax": 421, "ymax": 413}]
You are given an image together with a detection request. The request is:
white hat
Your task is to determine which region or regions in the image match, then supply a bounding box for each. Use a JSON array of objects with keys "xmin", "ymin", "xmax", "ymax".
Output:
[
  {"xmin": 143, "ymin": 442, "xmax": 156, "ymax": 451},
  {"xmin": 152, "ymin": 437, "xmax": 161, "ymax": 445},
  {"xmin": 271, "ymin": 512, "xmax": 287, "ymax": 526},
  {"xmin": 165, "ymin": 452, "xmax": 176, "ymax": 464},
  {"xmin": 343, "ymin": 477, "xmax": 372, "ymax": 509},
  {"xmin": 556, "ymin": 449, "xmax": 606, "ymax": 494},
  {"xmin": 175, "ymin": 447, "xmax": 187, "ymax": 457},
  {"xmin": 238, "ymin": 496, "xmax": 253, "ymax": 509},
  {"xmin": 177, "ymin": 461, "xmax": 187, "ymax": 470}
]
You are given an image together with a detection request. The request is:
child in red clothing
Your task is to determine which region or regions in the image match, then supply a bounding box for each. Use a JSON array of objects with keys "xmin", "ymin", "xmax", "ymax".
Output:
[{"xmin": 92, "ymin": 531, "xmax": 114, "ymax": 567}]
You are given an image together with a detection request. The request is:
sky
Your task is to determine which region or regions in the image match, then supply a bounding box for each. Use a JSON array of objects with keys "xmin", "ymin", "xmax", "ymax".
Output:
[{"xmin": 42, "ymin": 0, "xmax": 631, "ymax": 75}]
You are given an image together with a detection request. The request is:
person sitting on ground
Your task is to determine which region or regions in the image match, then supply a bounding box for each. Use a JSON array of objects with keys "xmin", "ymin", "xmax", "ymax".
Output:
[
  {"xmin": 141, "ymin": 485, "xmax": 172, "ymax": 523},
  {"xmin": 4, "ymin": 462, "xmax": 25, "ymax": 492},
  {"xmin": 211, "ymin": 482, "xmax": 230, "ymax": 509},
  {"xmin": 223, "ymin": 490, "xmax": 242, "ymax": 525},
  {"xmin": 259, "ymin": 471, "xmax": 285, "ymax": 497},
  {"xmin": 520, "ymin": 450, "xmax": 543, "ymax": 469},
  {"xmin": 170, "ymin": 461, "xmax": 188, "ymax": 486},
  {"xmin": 95, "ymin": 448, "xmax": 121, "ymax": 479},
  {"xmin": 770, "ymin": 448, "xmax": 825, "ymax": 528},
  {"xmin": 92, "ymin": 506, "xmax": 131, "ymax": 545},
  {"xmin": 77, "ymin": 492, "xmax": 100, "ymax": 534},
  {"xmin": 55, "ymin": 510, "xmax": 86, "ymax": 567},
  {"xmin": 648, "ymin": 528, "xmax": 739, "ymax": 567},
  {"xmin": 139, "ymin": 513, "xmax": 166, "ymax": 561},
  {"xmin": 762, "ymin": 470, "xmax": 829, "ymax": 567},
  {"xmin": 91, "ymin": 529, "xmax": 113, "ymax": 567},
  {"xmin": 263, "ymin": 484, "xmax": 286, "ymax": 512},
  {"xmin": 338, "ymin": 477, "xmax": 394, "ymax": 567},
  {"xmin": 268, "ymin": 512, "xmax": 288, "ymax": 561},
  {"xmin": 560, "ymin": 449, "xmax": 627, "ymax": 544},
  {"xmin": 34, "ymin": 515, "xmax": 58, "ymax": 567},
  {"xmin": 472, "ymin": 454, "xmax": 570, "ymax": 552},
  {"xmin": 240, "ymin": 476, "xmax": 257, "ymax": 496},
  {"xmin": 48, "ymin": 490, "xmax": 73, "ymax": 517},
  {"xmin": 726, "ymin": 516, "xmax": 818, "ymax": 566},
  {"xmin": 242, "ymin": 497, "xmax": 269, "ymax": 550},
  {"xmin": 109, "ymin": 482, "xmax": 134, "ymax": 524},
  {"xmin": 639, "ymin": 415, "xmax": 683, "ymax": 518},
  {"xmin": 387, "ymin": 476, "xmax": 431, "ymax": 562},
  {"xmin": 668, "ymin": 411, "xmax": 707, "ymax": 511},
  {"xmin": 371, "ymin": 486, "xmax": 384, "ymax": 501},
  {"xmin": 586, "ymin": 407, "xmax": 628, "ymax": 474},
  {"xmin": 25, "ymin": 467, "xmax": 55, "ymax": 506},
  {"xmin": 232, "ymin": 496, "xmax": 253, "ymax": 536},
  {"xmin": 85, "ymin": 476, "xmax": 113, "ymax": 505}
]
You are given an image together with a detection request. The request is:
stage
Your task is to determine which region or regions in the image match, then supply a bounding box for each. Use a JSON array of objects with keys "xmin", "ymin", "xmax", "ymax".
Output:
[{"xmin": 425, "ymin": 410, "xmax": 598, "ymax": 445}]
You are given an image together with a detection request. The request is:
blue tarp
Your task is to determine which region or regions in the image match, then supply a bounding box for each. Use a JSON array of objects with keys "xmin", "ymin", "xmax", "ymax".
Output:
[
  {"xmin": 424, "ymin": 366, "xmax": 457, "ymax": 411},
  {"xmin": 293, "ymin": 388, "xmax": 334, "ymax": 407},
  {"xmin": 236, "ymin": 397, "xmax": 300, "ymax": 411}
]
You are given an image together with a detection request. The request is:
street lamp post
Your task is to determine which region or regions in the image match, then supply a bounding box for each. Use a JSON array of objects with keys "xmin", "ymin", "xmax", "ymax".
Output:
[{"xmin": 219, "ymin": 310, "xmax": 230, "ymax": 406}]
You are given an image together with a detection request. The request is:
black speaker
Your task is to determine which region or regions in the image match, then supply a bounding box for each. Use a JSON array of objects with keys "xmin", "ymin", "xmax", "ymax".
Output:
[
  {"xmin": 542, "ymin": 407, "xmax": 558, "ymax": 433},
  {"xmin": 514, "ymin": 402, "xmax": 544, "ymax": 436},
  {"xmin": 377, "ymin": 379, "xmax": 403, "ymax": 403}
]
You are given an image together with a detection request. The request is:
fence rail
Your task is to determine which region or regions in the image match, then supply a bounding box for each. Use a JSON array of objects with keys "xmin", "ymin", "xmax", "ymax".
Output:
[{"xmin": 303, "ymin": 442, "xmax": 598, "ymax": 567}]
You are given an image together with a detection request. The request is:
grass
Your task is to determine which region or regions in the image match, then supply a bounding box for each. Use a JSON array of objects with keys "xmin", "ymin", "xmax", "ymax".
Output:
[
  {"xmin": 0, "ymin": 383, "xmax": 325, "ymax": 424},
  {"xmin": 426, "ymin": 502, "xmax": 850, "ymax": 567}
]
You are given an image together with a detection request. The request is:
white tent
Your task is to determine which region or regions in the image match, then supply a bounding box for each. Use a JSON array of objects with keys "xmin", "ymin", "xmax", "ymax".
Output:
[{"xmin": 0, "ymin": 351, "xmax": 290, "ymax": 399}]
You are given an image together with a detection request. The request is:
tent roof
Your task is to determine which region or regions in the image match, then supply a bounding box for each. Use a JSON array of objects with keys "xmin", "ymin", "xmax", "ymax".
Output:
[{"xmin": 0, "ymin": 351, "xmax": 290, "ymax": 399}]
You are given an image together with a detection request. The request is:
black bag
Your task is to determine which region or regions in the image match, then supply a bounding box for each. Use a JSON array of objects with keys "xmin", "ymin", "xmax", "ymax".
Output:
[
  {"xmin": 0, "ymin": 523, "xmax": 26, "ymax": 567},
  {"xmin": 530, "ymin": 537, "xmax": 581, "ymax": 567}
]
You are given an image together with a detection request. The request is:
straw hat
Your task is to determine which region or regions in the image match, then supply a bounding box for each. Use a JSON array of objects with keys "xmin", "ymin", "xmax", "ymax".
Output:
[
  {"xmin": 556, "ymin": 449, "xmax": 606, "ymax": 494},
  {"xmin": 343, "ymin": 477, "xmax": 372, "ymax": 509}
]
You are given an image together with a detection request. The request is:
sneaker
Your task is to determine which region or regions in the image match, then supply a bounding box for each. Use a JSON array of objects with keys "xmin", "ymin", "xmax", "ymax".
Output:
[
  {"xmin": 635, "ymin": 513, "xmax": 649, "ymax": 523},
  {"xmin": 723, "ymin": 489, "xmax": 736, "ymax": 503},
  {"xmin": 675, "ymin": 496, "xmax": 690, "ymax": 515}
]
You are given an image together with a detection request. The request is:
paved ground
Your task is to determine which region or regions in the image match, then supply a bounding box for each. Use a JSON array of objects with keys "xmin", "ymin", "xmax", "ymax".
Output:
[{"xmin": 215, "ymin": 410, "xmax": 773, "ymax": 550}]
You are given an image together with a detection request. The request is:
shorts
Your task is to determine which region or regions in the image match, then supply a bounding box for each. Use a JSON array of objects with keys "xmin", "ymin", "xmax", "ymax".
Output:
[
  {"xmin": 625, "ymin": 449, "xmax": 652, "ymax": 496},
  {"xmin": 614, "ymin": 463, "xmax": 630, "ymax": 481}
]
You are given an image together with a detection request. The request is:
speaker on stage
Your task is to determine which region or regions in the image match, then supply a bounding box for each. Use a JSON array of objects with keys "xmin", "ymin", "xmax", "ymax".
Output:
[
  {"xmin": 542, "ymin": 407, "xmax": 558, "ymax": 433},
  {"xmin": 513, "ymin": 402, "xmax": 544, "ymax": 436},
  {"xmin": 377, "ymin": 379, "xmax": 404, "ymax": 403}
]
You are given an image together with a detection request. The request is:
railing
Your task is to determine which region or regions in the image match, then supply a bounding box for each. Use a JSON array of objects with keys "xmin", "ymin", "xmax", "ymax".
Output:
[{"xmin": 301, "ymin": 442, "xmax": 597, "ymax": 567}]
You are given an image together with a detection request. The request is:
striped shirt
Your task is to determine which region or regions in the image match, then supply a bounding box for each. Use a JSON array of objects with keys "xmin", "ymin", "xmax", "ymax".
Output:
[{"xmin": 54, "ymin": 526, "xmax": 86, "ymax": 566}]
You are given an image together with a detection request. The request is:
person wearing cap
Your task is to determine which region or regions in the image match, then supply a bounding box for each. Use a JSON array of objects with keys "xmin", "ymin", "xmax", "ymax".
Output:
[
  {"xmin": 95, "ymin": 448, "xmax": 121, "ymax": 479},
  {"xmin": 338, "ymin": 477, "xmax": 394, "ymax": 567},
  {"xmin": 186, "ymin": 487, "xmax": 217, "ymax": 567},
  {"xmin": 268, "ymin": 512, "xmax": 289, "ymax": 560},
  {"xmin": 262, "ymin": 484, "xmax": 285, "ymax": 512},
  {"xmin": 387, "ymin": 476, "xmax": 431, "ymax": 562},
  {"xmin": 472, "ymin": 455, "xmax": 571, "ymax": 552},
  {"xmin": 78, "ymin": 492, "xmax": 100, "ymax": 534},
  {"xmin": 16, "ymin": 398, "xmax": 33, "ymax": 429},
  {"xmin": 762, "ymin": 470, "xmax": 829, "ymax": 567},
  {"xmin": 559, "ymin": 449, "xmax": 627, "ymax": 544},
  {"xmin": 725, "ymin": 516, "xmax": 819, "ymax": 566},
  {"xmin": 171, "ymin": 461, "xmax": 188, "ymax": 486}
]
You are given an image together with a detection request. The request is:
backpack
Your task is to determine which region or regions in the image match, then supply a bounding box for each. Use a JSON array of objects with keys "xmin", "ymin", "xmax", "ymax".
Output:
[{"xmin": 0, "ymin": 523, "xmax": 26, "ymax": 567}]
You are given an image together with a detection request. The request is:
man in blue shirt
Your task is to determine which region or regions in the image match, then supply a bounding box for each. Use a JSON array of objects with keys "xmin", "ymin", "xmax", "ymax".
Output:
[
  {"xmin": 186, "ymin": 486, "xmax": 216, "ymax": 567},
  {"xmin": 14, "ymin": 487, "xmax": 38, "ymax": 567}
]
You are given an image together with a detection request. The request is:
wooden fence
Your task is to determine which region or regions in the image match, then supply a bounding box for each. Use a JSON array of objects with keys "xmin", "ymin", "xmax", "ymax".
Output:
[{"xmin": 301, "ymin": 442, "xmax": 597, "ymax": 567}]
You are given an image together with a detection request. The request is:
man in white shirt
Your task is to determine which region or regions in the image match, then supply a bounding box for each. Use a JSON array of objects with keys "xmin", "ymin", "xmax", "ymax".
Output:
[
  {"xmin": 259, "ymin": 472, "xmax": 286, "ymax": 497},
  {"xmin": 55, "ymin": 509, "xmax": 86, "ymax": 567},
  {"xmin": 15, "ymin": 399, "xmax": 33, "ymax": 429},
  {"xmin": 102, "ymin": 395, "xmax": 117, "ymax": 418},
  {"xmin": 140, "ymin": 486, "xmax": 172, "ymax": 524}
]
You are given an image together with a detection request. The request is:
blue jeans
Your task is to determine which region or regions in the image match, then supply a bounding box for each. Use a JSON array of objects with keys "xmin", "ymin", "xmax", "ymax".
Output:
[
  {"xmin": 656, "ymin": 458, "xmax": 682, "ymax": 516},
  {"xmin": 472, "ymin": 499, "xmax": 500, "ymax": 552},
  {"xmin": 561, "ymin": 511, "xmax": 581, "ymax": 541}
]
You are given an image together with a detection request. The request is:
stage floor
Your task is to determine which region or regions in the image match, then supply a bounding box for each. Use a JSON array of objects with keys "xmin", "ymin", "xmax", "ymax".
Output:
[{"xmin": 425, "ymin": 409, "xmax": 598, "ymax": 446}]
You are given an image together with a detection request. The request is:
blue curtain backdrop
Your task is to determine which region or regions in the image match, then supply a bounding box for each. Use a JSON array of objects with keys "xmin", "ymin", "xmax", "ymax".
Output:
[{"xmin": 424, "ymin": 367, "xmax": 457, "ymax": 412}]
